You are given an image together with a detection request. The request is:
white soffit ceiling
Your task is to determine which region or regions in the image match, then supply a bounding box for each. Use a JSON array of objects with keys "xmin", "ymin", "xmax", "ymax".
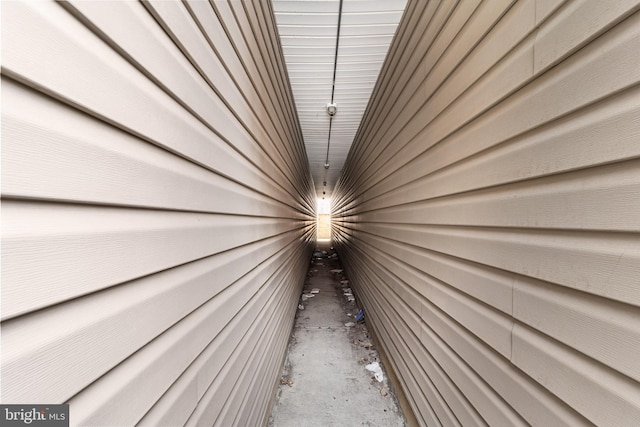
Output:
[{"xmin": 272, "ymin": 0, "xmax": 407, "ymax": 202}]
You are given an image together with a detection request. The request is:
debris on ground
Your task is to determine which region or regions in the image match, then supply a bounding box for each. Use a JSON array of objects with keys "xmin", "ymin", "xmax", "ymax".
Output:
[
  {"xmin": 272, "ymin": 245, "xmax": 403, "ymax": 426},
  {"xmin": 365, "ymin": 362, "xmax": 385, "ymax": 383},
  {"xmin": 280, "ymin": 377, "xmax": 294, "ymax": 387},
  {"xmin": 343, "ymin": 288, "xmax": 356, "ymax": 302}
]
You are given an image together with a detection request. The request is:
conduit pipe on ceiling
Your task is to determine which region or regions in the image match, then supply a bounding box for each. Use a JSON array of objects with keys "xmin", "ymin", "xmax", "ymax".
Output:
[{"xmin": 324, "ymin": 0, "xmax": 343, "ymax": 177}]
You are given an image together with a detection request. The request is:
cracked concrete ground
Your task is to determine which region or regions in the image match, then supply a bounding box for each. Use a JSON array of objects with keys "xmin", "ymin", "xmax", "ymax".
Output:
[{"xmin": 268, "ymin": 243, "xmax": 406, "ymax": 427}]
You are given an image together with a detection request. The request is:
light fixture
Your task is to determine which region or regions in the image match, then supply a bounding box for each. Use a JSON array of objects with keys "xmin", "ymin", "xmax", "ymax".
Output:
[
  {"xmin": 326, "ymin": 102, "xmax": 337, "ymax": 116},
  {"xmin": 324, "ymin": 162, "xmax": 330, "ymax": 169}
]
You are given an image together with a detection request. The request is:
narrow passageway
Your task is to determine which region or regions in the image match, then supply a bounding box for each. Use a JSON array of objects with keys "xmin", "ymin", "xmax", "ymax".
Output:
[{"xmin": 268, "ymin": 242, "xmax": 406, "ymax": 427}]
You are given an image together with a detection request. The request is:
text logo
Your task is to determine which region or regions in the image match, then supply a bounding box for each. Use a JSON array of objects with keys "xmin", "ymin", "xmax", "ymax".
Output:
[{"xmin": 1, "ymin": 405, "xmax": 68, "ymax": 427}]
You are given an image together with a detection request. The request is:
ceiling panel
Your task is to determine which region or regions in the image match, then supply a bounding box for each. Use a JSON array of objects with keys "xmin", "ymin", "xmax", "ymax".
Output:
[{"xmin": 273, "ymin": 0, "xmax": 407, "ymax": 204}]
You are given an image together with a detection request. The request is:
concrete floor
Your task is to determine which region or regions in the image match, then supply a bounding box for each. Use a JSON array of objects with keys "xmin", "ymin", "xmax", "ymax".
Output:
[{"xmin": 268, "ymin": 244, "xmax": 406, "ymax": 427}]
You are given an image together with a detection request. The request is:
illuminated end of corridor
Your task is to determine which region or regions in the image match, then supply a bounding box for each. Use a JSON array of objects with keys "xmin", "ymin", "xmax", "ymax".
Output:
[{"xmin": 317, "ymin": 198, "xmax": 331, "ymax": 241}]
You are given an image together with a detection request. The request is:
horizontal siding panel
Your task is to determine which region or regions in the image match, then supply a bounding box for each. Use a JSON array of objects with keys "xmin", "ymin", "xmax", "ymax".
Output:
[
  {"xmin": 417, "ymin": 323, "xmax": 526, "ymax": 427},
  {"xmin": 1, "ymin": 232, "xmax": 303, "ymax": 403},
  {"xmin": 357, "ymin": 85, "xmax": 640, "ymax": 211},
  {"xmin": 349, "ymin": 0, "xmax": 446, "ymax": 154},
  {"xmin": 381, "ymin": 1, "xmax": 526, "ymax": 157},
  {"xmin": 346, "ymin": 0, "xmax": 470, "ymax": 177},
  {"xmin": 358, "ymin": 160, "xmax": 640, "ymax": 231},
  {"xmin": 535, "ymin": 0, "xmax": 567, "ymax": 24},
  {"xmin": 2, "ymin": 81, "xmax": 302, "ymax": 217},
  {"xmin": 217, "ymin": 282, "xmax": 296, "ymax": 427},
  {"xmin": 333, "ymin": 1, "xmax": 640, "ymax": 425},
  {"xmin": 514, "ymin": 278, "xmax": 640, "ymax": 382},
  {"xmin": 341, "ymin": 236, "xmax": 594, "ymax": 425},
  {"xmin": 354, "ymin": 231, "xmax": 515, "ymax": 314},
  {"xmin": 2, "ymin": 1, "xmax": 314, "ymax": 426},
  {"xmin": 2, "ymin": 2, "xmax": 297, "ymax": 205},
  {"xmin": 68, "ymin": 245, "xmax": 306, "ymax": 426},
  {"xmin": 348, "ymin": 8, "xmax": 640, "ymax": 200},
  {"xmin": 534, "ymin": 0, "xmax": 640, "ymax": 71},
  {"xmin": 191, "ymin": 1, "xmax": 309, "ymax": 175},
  {"xmin": 182, "ymin": 273, "xmax": 296, "ymax": 427},
  {"xmin": 417, "ymin": 285, "xmax": 591, "ymax": 426},
  {"xmin": 349, "ymin": 236, "xmax": 514, "ymax": 357},
  {"xmin": 138, "ymin": 256, "xmax": 300, "ymax": 426},
  {"xmin": 398, "ymin": 322, "xmax": 474, "ymax": 426},
  {"xmin": 140, "ymin": 0, "xmax": 302, "ymax": 186},
  {"xmin": 62, "ymin": 0, "xmax": 283, "ymax": 174},
  {"xmin": 343, "ymin": 244, "xmax": 525, "ymax": 426},
  {"xmin": 3, "ymin": 201, "xmax": 304, "ymax": 318},
  {"xmin": 512, "ymin": 325, "xmax": 640, "ymax": 426},
  {"xmin": 338, "ymin": 246, "xmax": 456, "ymax": 427},
  {"xmin": 345, "ymin": 0, "xmax": 525, "ymax": 189},
  {"xmin": 361, "ymin": 223, "xmax": 640, "ymax": 305},
  {"xmin": 366, "ymin": 276, "xmax": 488, "ymax": 426}
]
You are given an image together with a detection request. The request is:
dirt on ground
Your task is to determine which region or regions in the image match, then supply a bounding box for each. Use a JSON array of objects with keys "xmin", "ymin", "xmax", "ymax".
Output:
[{"xmin": 268, "ymin": 244, "xmax": 406, "ymax": 427}]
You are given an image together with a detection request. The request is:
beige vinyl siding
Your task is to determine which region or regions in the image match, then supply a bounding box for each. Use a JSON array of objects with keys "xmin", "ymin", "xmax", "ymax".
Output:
[
  {"xmin": 1, "ymin": 1, "xmax": 314, "ymax": 426},
  {"xmin": 332, "ymin": 1, "xmax": 640, "ymax": 426}
]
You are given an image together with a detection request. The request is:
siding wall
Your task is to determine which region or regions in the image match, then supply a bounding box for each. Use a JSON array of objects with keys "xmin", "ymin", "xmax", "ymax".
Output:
[
  {"xmin": 332, "ymin": 1, "xmax": 640, "ymax": 426},
  {"xmin": 1, "ymin": 1, "xmax": 315, "ymax": 425}
]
